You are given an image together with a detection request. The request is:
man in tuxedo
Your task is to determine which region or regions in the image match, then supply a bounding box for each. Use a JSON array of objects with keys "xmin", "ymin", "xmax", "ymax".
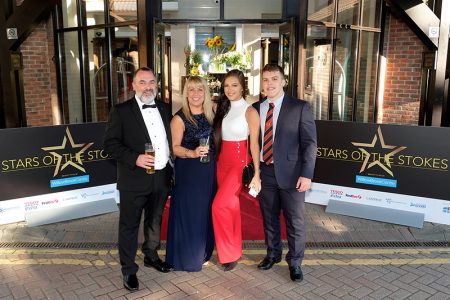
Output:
[
  {"xmin": 253, "ymin": 64, "xmax": 317, "ymax": 282},
  {"xmin": 104, "ymin": 67, "xmax": 173, "ymax": 292}
]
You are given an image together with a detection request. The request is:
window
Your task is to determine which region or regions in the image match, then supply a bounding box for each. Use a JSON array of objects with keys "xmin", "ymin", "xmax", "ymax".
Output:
[
  {"xmin": 57, "ymin": 0, "xmax": 138, "ymax": 123},
  {"xmin": 305, "ymin": 0, "xmax": 382, "ymax": 122}
]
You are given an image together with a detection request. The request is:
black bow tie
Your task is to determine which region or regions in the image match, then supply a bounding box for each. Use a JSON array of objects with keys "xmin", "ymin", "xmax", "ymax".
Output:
[{"xmin": 142, "ymin": 104, "xmax": 157, "ymax": 109}]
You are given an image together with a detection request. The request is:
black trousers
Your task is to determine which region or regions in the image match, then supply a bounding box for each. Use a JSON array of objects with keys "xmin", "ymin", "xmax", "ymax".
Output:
[
  {"xmin": 118, "ymin": 165, "xmax": 172, "ymax": 275},
  {"xmin": 259, "ymin": 163, "xmax": 306, "ymax": 268}
]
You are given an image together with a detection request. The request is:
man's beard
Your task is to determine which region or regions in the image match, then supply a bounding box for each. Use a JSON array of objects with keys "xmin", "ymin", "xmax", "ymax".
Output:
[{"xmin": 138, "ymin": 89, "xmax": 157, "ymax": 104}]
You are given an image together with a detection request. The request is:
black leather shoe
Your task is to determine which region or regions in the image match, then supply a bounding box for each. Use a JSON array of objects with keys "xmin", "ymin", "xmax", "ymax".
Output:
[
  {"xmin": 144, "ymin": 257, "xmax": 173, "ymax": 273},
  {"xmin": 123, "ymin": 274, "xmax": 139, "ymax": 292},
  {"xmin": 257, "ymin": 256, "xmax": 282, "ymax": 270},
  {"xmin": 289, "ymin": 266, "xmax": 304, "ymax": 282},
  {"xmin": 222, "ymin": 261, "xmax": 238, "ymax": 271}
]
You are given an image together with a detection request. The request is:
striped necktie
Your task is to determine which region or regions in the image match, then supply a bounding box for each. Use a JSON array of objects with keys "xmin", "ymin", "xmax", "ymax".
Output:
[{"xmin": 263, "ymin": 103, "xmax": 275, "ymax": 165}]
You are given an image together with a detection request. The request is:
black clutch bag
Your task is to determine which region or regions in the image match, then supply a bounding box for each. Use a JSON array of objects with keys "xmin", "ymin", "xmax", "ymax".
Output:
[
  {"xmin": 242, "ymin": 137, "xmax": 254, "ymax": 187},
  {"xmin": 242, "ymin": 162, "xmax": 254, "ymax": 187}
]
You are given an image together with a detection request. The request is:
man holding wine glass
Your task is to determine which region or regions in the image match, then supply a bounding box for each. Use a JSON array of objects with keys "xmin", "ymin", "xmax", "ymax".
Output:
[{"xmin": 104, "ymin": 67, "xmax": 173, "ymax": 293}]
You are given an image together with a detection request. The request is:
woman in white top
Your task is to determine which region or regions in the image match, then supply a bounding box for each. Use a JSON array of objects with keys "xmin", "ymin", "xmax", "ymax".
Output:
[{"xmin": 212, "ymin": 69, "xmax": 261, "ymax": 271}]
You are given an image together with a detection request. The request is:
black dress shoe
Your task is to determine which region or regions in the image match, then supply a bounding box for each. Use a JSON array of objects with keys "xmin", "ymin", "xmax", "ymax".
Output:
[
  {"xmin": 123, "ymin": 274, "xmax": 139, "ymax": 292},
  {"xmin": 144, "ymin": 257, "xmax": 173, "ymax": 273},
  {"xmin": 289, "ymin": 266, "xmax": 303, "ymax": 282},
  {"xmin": 222, "ymin": 261, "xmax": 237, "ymax": 271},
  {"xmin": 257, "ymin": 256, "xmax": 282, "ymax": 270}
]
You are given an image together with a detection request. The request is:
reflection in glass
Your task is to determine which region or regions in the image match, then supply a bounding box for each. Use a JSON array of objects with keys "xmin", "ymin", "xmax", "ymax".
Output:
[
  {"xmin": 85, "ymin": 0, "xmax": 105, "ymax": 25},
  {"xmin": 162, "ymin": 0, "xmax": 219, "ymax": 19},
  {"xmin": 280, "ymin": 33, "xmax": 290, "ymax": 87},
  {"xmin": 337, "ymin": 0, "xmax": 359, "ymax": 25},
  {"xmin": 109, "ymin": 0, "xmax": 137, "ymax": 22},
  {"xmin": 60, "ymin": 31, "xmax": 82, "ymax": 123},
  {"xmin": 90, "ymin": 26, "xmax": 138, "ymax": 121},
  {"xmin": 362, "ymin": 0, "xmax": 381, "ymax": 28},
  {"xmin": 333, "ymin": 29, "xmax": 357, "ymax": 121},
  {"xmin": 355, "ymin": 31, "xmax": 379, "ymax": 122},
  {"xmin": 225, "ymin": 0, "xmax": 282, "ymax": 19},
  {"xmin": 304, "ymin": 25, "xmax": 333, "ymax": 120},
  {"xmin": 308, "ymin": 0, "xmax": 334, "ymax": 22},
  {"xmin": 62, "ymin": 0, "xmax": 78, "ymax": 28}
]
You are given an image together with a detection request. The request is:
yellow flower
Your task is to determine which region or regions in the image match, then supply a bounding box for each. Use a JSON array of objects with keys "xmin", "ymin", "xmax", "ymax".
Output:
[
  {"xmin": 204, "ymin": 37, "xmax": 211, "ymax": 46},
  {"xmin": 213, "ymin": 36, "xmax": 220, "ymax": 42},
  {"xmin": 216, "ymin": 39, "xmax": 222, "ymax": 46},
  {"xmin": 207, "ymin": 40, "xmax": 215, "ymax": 48},
  {"xmin": 190, "ymin": 67, "xmax": 199, "ymax": 76}
]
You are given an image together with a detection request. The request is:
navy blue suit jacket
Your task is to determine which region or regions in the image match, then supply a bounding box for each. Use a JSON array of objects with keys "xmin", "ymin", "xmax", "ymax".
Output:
[{"xmin": 253, "ymin": 95, "xmax": 317, "ymax": 189}]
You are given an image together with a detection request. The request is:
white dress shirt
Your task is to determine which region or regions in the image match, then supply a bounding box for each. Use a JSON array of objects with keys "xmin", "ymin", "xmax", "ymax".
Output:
[{"xmin": 135, "ymin": 97, "xmax": 170, "ymax": 170}]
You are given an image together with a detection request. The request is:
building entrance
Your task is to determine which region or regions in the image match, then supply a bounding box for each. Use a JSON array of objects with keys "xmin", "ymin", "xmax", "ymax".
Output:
[{"xmin": 154, "ymin": 20, "xmax": 296, "ymax": 113}]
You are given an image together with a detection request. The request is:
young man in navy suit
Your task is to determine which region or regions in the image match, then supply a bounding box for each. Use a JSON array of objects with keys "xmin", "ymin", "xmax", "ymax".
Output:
[
  {"xmin": 104, "ymin": 67, "xmax": 173, "ymax": 292},
  {"xmin": 253, "ymin": 64, "xmax": 317, "ymax": 282}
]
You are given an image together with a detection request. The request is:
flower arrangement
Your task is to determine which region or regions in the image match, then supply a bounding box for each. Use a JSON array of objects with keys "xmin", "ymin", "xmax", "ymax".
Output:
[
  {"xmin": 204, "ymin": 35, "xmax": 228, "ymax": 60},
  {"xmin": 207, "ymin": 76, "xmax": 222, "ymax": 95},
  {"xmin": 211, "ymin": 50, "xmax": 252, "ymax": 71},
  {"xmin": 184, "ymin": 45, "xmax": 203, "ymax": 76},
  {"xmin": 205, "ymin": 36, "xmax": 224, "ymax": 50}
]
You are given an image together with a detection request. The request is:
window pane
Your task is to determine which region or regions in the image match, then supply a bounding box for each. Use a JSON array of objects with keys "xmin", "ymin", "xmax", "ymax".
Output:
[
  {"xmin": 304, "ymin": 25, "xmax": 333, "ymax": 120},
  {"xmin": 111, "ymin": 26, "xmax": 138, "ymax": 104},
  {"xmin": 110, "ymin": 0, "xmax": 137, "ymax": 22},
  {"xmin": 362, "ymin": 0, "xmax": 381, "ymax": 28},
  {"xmin": 355, "ymin": 31, "xmax": 379, "ymax": 122},
  {"xmin": 332, "ymin": 29, "xmax": 357, "ymax": 121},
  {"xmin": 61, "ymin": 0, "xmax": 78, "ymax": 27},
  {"xmin": 85, "ymin": 0, "xmax": 105, "ymax": 25},
  {"xmin": 225, "ymin": 0, "xmax": 282, "ymax": 19},
  {"xmin": 308, "ymin": 0, "xmax": 334, "ymax": 22},
  {"xmin": 337, "ymin": 0, "xmax": 359, "ymax": 25},
  {"xmin": 89, "ymin": 29, "xmax": 108, "ymax": 122},
  {"xmin": 60, "ymin": 31, "xmax": 82, "ymax": 123},
  {"xmin": 162, "ymin": 0, "xmax": 219, "ymax": 19}
]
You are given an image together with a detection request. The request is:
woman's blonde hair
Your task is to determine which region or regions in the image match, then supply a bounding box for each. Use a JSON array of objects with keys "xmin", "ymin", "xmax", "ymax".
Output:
[{"xmin": 182, "ymin": 76, "xmax": 214, "ymax": 125}]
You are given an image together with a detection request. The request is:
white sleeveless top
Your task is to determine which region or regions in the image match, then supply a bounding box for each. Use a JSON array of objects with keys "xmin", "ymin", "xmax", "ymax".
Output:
[{"xmin": 222, "ymin": 98, "xmax": 250, "ymax": 141}]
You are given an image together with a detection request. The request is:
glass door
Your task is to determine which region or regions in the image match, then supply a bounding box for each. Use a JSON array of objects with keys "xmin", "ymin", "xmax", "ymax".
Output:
[
  {"xmin": 154, "ymin": 21, "xmax": 172, "ymax": 104},
  {"xmin": 279, "ymin": 18, "xmax": 296, "ymax": 96}
]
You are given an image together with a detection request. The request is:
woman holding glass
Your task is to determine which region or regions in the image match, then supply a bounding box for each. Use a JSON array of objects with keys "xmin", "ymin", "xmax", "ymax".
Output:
[
  {"xmin": 212, "ymin": 69, "xmax": 261, "ymax": 271},
  {"xmin": 166, "ymin": 76, "xmax": 216, "ymax": 271}
]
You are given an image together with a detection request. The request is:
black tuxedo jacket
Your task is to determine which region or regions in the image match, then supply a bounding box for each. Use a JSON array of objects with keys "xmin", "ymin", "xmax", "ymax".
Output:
[
  {"xmin": 253, "ymin": 95, "xmax": 317, "ymax": 189},
  {"xmin": 104, "ymin": 97, "xmax": 172, "ymax": 192}
]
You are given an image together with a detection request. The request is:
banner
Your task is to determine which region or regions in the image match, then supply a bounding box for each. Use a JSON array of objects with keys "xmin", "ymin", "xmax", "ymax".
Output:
[
  {"xmin": 306, "ymin": 121, "xmax": 450, "ymax": 225},
  {"xmin": 0, "ymin": 123, "xmax": 117, "ymax": 224}
]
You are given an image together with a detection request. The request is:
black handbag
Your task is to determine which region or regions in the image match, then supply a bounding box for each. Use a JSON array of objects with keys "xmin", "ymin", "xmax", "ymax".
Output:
[
  {"xmin": 242, "ymin": 137, "xmax": 254, "ymax": 186},
  {"xmin": 242, "ymin": 162, "xmax": 254, "ymax": 186}
]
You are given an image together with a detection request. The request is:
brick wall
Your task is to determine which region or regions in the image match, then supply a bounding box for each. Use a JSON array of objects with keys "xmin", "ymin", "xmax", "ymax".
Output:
[
  {"xmin": 382, "ymin": 13, "xmax": 424, "ymax": 125},
  {"xmin": 21, "ymin": 18, "xmax": 58, "ymax": 127}
]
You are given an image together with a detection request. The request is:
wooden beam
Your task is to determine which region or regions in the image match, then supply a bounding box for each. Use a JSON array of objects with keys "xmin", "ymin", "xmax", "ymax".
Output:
[
  {"xmin": 386, "ymin": 0, "xmax": 439, "ymax": 49},
  {"xmin": 0, "ymin": 1, "xmax": 15, "ymax": 127},
  {"xmin": 6, "ymin": 0, "xmax": 58, "ymax": 51}
]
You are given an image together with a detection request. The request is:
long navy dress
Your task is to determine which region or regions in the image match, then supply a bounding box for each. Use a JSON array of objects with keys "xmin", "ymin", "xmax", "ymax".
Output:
[{"xmin": 166, "ymin": 110, "xmax": 216, "ymax": 272}]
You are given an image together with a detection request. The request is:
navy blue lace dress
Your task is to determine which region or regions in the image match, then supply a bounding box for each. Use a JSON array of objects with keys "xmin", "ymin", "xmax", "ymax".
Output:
[{"xmin": 166, "ymin": 110, "xmax": 216, "ymax": 272}]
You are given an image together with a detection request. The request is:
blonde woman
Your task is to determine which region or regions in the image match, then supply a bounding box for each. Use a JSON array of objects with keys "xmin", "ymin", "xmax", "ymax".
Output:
[{"xmin": 166, "ymin": 76, "xmax": 216, "ymax": 271}]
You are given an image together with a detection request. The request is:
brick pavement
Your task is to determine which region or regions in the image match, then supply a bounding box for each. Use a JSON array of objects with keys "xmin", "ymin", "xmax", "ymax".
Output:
[
  {"xmin": 1, "ymin": 204, "xmax": 449, "ymax": 244},
  {"xmin": 1, "ymin": 203, "xmax": 450, "ymax": 299},
  {"xmin": 1, "ymin": 248, "xmax": 450, "ymax": 299}
]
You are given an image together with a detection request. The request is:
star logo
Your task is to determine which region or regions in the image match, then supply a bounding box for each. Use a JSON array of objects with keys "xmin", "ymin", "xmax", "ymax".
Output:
[
  {"xmin": 351, "ymin": 127, "xmax": 406, "ymax": 177},
  {"xmin": 41, "ymin": 127, "xmax": 94, "ymax": 177}
]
